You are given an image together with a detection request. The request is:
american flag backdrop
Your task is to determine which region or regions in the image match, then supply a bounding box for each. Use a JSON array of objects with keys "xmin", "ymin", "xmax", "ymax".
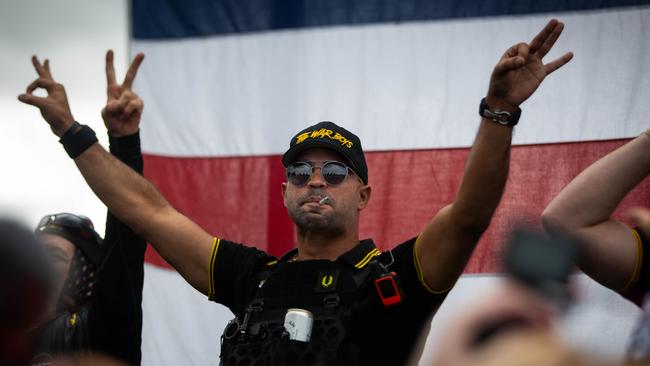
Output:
[{"xmin": 130, "ymin": 1, "xmax": 650, "ymax": 364}]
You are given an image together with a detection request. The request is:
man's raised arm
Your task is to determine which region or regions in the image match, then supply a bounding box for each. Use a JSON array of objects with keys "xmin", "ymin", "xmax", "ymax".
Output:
[
  {"xmin": 18, "ymin": 53, "xmax": 214, "ymax": 295},
  {"xmin": 415, "ymin": 19, "xmax": 574, "ymax": 292},
  {"xmin": 542, "ymin": 131, "xmax": 650, "ymax": 293}
]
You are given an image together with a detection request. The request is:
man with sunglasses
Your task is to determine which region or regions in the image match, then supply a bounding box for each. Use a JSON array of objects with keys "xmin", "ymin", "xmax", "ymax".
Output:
[
  {"xmin": 20, "ymin": 19, "xmax": 572, "ymax": 365},
  {"xmin": 26, "ymin": 51, "xmax": 147, "ymax": 365}
]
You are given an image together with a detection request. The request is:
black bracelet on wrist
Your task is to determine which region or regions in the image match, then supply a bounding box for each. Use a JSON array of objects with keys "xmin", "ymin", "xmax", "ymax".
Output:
[
  {"xmin": 59, "ymin": 122, "xmax": 99, "ymax": 158},
  {"xmin": 478, "ymin": 98, "xmax": 521, "ymax": 127}
]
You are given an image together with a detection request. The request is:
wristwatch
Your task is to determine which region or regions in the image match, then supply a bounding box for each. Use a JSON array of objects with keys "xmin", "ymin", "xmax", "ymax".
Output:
[{"xmin": 479, "ymin": 98, "xmax": 521, "ymax": 127}]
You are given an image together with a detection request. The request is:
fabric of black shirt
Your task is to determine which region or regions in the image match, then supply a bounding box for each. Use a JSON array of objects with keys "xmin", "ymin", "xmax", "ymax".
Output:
[{"xmin": 209, "ymin": 237, "xmax": 448, "ymax": 365}]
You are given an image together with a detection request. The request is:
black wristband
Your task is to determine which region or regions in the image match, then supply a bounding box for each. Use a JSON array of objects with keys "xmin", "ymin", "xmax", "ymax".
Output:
[
  {"xmin": 59, "ymin": 123, "xmax": 99, "ymax": 158},
  {"xmin": 479, "ymin": 98, "xmax": 521, "ymax": 127},
  {"xmin": 59, "ymin": 121, "xmax": 81, "ymax": 141}
]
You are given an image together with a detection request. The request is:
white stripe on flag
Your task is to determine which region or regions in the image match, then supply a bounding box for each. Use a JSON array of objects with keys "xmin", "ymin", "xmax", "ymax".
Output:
[
  {"xmin": 142, "ymin": 264, "xmax": 233, "ymax": 366},
  {"xmin": 133, "ymin": 6, "xmax": 650, "ymax": 157}
]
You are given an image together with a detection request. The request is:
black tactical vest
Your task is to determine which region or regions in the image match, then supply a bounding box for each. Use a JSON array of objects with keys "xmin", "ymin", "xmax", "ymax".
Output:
[{"xmin": 220, "ymin": 243, "xmax": 398, "ymax": 366}]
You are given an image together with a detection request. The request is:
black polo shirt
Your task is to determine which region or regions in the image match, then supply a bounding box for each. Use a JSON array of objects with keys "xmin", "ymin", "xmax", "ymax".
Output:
[{"xmin": 208, "ymin": 237, "xmax": 448, "ymax": 365}]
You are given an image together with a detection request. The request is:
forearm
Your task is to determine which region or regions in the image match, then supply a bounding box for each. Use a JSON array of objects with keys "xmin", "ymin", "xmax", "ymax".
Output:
[
  {"xmin": 105, "ymin": 132, "xmax": 147, "ymax": 266},
  {"xmin": 68, "ymin": 135, "xmax": 145, "ymax": 362},
  {"xmin": 544, "ymin": 131, "xmax": 650, "ymax": 230},
  {"xmin": 450, "ymin": 119, "xmax": 512, "ymax": 231},
  {"xmin": 99, "ymin": 132, "xmax": 147, "ymax": 291},
  {"xmin": 415, "ymin": 119, "xmax": 512, "ymax": 291},
  {"xmin": 102, "ymin": 132, "xmax": 147, "ymax": 266},
  {"xmin": 73, "ymin": 142, "xmax": 169, "ymax": 238},
  {"xmin": 75, "ymin": 141, "xmax": 213, "ymax": 294}
]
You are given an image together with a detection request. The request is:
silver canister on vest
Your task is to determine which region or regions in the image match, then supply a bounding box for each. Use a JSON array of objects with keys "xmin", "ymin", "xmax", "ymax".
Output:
[{"xmin": 283, "ymin": 308, "xmax": 313, "ymax": 342}]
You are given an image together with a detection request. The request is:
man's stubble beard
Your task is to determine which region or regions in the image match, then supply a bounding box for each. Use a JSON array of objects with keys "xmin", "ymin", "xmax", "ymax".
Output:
[{"xmin": 287, "ymin": 200, "xmax": 347, "ymax": 238}]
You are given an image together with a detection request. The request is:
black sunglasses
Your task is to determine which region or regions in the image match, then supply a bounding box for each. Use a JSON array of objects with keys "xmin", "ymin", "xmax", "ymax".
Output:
[
  {"xmin": 36, "ymin": 213, "xmax": 96, "ymax": 239},
  {"xmin": 286, "ymin": 161, "xmax": 359, "ymax": 186}
]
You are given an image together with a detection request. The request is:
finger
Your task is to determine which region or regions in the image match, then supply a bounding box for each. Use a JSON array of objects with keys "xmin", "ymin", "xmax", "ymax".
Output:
[
  {"xmin": 503, "ymin": 42, "xmax": 521, "ymax": 58},
  {"xmin": 537, "ymin": 21, "xmax": 565, "ymax": 58},
  {"xmin": 494, "ymin": 43, "xmax": 528, "ymax": 75},
  {"xmin": 43, "ymin": 59, "xmax": 53, "ymax": 79},
  {"xmin": 26, "ymin": 78, "xmax": 56, "ymax": 94},
  {"xmin": 31, "ymin": 55, "xmax": 50, "ymax": 78},
  {"xmin": 17, "ymin": 93, "xmax": 49, "ymax": 108},
  {"xmin": 104, "ymin": 99, "xmax": 129, "ymax": 114},
  {"xmin": 104, "ymin": 92, "xmax": 134, "ymax": 113},
  {"xmin": 529, "ymin": 19, "xmax": 559, "ymax": 54},
  {"xmin": 122, "ymin": 53, "xmax": 145, "ymax": 90},
  {"xmin": 122, "ymin": 98, "xmax": 144, "ymax": 116},
  {"xmin": 543, "ymin": 52, "xmax": 574, "ymax": 75},
  {"xmin": 494, "ymin": 56, "xmax": 526, "ymax": 75},
  {"xmin": 105, "ymin": 49, "xmax": 117, "ymax": 86}
]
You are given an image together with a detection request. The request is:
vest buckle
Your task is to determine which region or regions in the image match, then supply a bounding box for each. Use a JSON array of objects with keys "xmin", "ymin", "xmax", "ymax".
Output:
[{"xmin": 323, "ymin": 294, "xmax": 340, "ymax": 307}]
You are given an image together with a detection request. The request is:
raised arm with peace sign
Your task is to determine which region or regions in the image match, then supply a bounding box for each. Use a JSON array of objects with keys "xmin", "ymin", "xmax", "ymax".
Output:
[
  {"xmin": 19, "ymin": 51, "xmax": 218, "ymax": 297},
  {"xmin": 415, "ymin": 19, "xmax": 574, "ymax": 293}
]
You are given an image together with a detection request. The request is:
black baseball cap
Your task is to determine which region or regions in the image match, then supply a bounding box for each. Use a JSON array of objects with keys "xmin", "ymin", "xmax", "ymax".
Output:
[{"xmin": 282, "ymin": 121, "xmax": 368, "ymax": 184}]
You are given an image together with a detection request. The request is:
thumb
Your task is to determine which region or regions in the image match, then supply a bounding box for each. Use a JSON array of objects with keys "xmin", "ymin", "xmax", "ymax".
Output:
[
  {"xmin": 104, "ymin": 99, "xmax": 127, "ymax": 114},
  {"xmin": 493, "ymin": 43, "xmax": 529, "ymax": 75},
  {"xmin": 494, "ymin": 56, "xmax": 525, "ymax": 75},
  {"xmin": 18, "ymin": 94, "xmax": 48, "ymax": 108}
]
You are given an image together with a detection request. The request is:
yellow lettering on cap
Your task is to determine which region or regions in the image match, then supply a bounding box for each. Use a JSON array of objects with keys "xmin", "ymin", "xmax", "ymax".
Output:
[
  {"xmin": 295, "ymin": 128, "xmax": 354, "ymax": 148},
  {"xmin": 333, "ymin": 132, "xmax": 353, "ymax": 148},
  {"xmin": 296, "ymin": 132, "xmax": 311, "ymax": 144}
]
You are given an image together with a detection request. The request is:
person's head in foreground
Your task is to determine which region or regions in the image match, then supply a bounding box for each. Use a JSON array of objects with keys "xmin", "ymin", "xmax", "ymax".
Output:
[
  {"xmin": 0, "ymin": 218, "xmax": 54, "ymax": 363},
  {"xmin": 35, "ymin": 213, "xmax": 103, "ymax": 316}
]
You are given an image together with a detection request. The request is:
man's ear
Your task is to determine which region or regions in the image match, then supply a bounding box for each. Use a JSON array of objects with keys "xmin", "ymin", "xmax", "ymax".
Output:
[
  {"xmin": 358, "ymin": 184, "xmax": 372, "ymax": 211},
  {"xmin": 281, "ymin": 182, "xmax": 288, "ymax": 208}
]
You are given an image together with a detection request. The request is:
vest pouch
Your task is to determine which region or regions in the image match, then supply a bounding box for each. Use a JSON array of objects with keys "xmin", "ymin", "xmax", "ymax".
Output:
[{"xmin": 220, "ymin": 314, "xmax": 349, "ymax": 366}]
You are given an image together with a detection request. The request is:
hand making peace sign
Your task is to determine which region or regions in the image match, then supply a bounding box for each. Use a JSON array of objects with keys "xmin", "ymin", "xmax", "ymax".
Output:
[
  {"xmin": 486, "ymin": 19, "xmax": 574, "ymax": 112},
  {"xmin": 102, "ymin": 50, "xmax": 145, "ymax": 137}
]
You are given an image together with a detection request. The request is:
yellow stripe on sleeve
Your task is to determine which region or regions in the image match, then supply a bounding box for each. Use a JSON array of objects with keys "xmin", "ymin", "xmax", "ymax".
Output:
[
  {"xmin": 208, "ymin": 237, "xmax": 221, "ymax": 301},
  {"xmin": 621, "ymin": 229, "xmax": 643, "ymax": 293},
  {"xmin": 413, "ymin": 235, "xmax": 453, "ymax": 294}
]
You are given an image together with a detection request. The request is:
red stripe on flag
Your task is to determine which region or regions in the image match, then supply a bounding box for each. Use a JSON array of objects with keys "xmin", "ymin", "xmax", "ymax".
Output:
[{"xmin": 143, "ymin": 138, "xmax": 650, "ymax": 273}]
